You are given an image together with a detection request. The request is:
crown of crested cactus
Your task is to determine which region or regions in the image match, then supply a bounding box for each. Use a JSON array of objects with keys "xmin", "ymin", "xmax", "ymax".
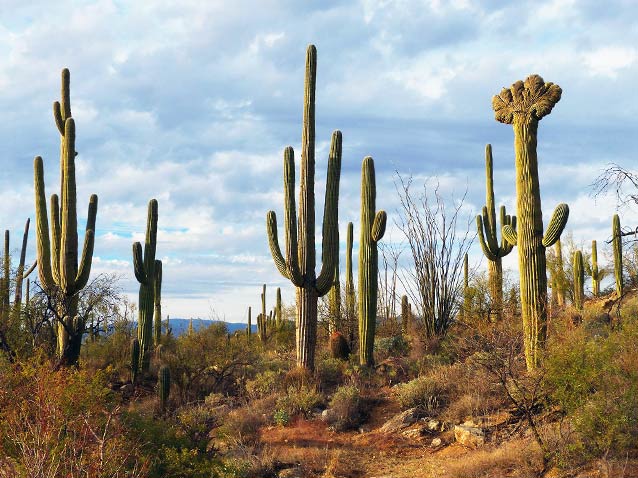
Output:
[
  {"xmin": 358, "ymin": 156, "xmax": 386, "ymax": 367},
  {"xmin": 573, "ymin": 250, "xmax": 584, "ymax": 311},
  {"xmin": 493, "ymin": 74, "xmax": 567, "ymax": 370},
  {"xmin": 34, "ymin": 68, "xmax": 98, "ymax": 366},
  {"xmin": 266, "ymin": 45, "xmax": 342, "ymax": 371},
  {"xmin": 476, "ymin": 144, "xmax": 516, "ymax": 320},
  {"xmin": 133, "ymin": 199, "xmax": 158, "ymax": 373},
  {"xmin": 613, "ymin": 214, "xmax": 623, "ymax": 296}
]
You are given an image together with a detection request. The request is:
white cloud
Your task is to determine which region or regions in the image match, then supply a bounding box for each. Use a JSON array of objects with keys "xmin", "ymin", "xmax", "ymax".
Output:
[{"xmin": 583, "ymin": 46, "xmax": 637, "ymax": 78}]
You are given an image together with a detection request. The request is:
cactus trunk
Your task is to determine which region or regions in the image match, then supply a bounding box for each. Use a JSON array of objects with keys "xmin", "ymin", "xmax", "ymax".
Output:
[
  {"xmin": 345, "ymin": 222, "xmax": 356, "ymax": 345},
  {"xmin": 591, "ymin": 240, "xmax": 600, "ymax": 297},
  {"xmin": 573, "ymin": 250, "xmax": 584, "ymax": 310},
  {"xmin": 154, "ymin": 260, "xmax": 162, "ymax": 346},
  {"xmin": 328, "ymin": 226, "xmax": 341, "ymax": 334},
  {"xmin": 554, "ymin": 240, "xmax": 566, "ymax": 306}
]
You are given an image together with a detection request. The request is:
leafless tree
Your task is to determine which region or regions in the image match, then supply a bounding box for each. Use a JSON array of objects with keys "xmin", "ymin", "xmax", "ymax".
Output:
[
  {"xmin": 395, "ymin": 174, "xmax": 475, "ymax": 339},
  {"xmin": 378, "ymin": 239, "xmax": 402, "ymax": 335},
  {"xmin": 592, "ymin": 163, "xmax": 638, "ymax": 209}
]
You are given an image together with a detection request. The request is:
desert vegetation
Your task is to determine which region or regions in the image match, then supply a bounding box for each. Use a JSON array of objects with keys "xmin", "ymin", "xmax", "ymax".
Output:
[{"xmin": 0, "ymin": 44, "xmax": 637, "ymax": 478}]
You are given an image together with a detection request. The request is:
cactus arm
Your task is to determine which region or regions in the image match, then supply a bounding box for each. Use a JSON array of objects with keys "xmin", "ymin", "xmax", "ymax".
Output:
[
  {"xmin": 34, "ymin": 156, "xmax": 55, "ymax": 290},
  {"xmin": 502, "ymin": 224, "xmax": 518, "ymax": 246},
  {"xmin": 500, "ymin": 207, "xmax": 515, "ymax": 255},
  {"xmin": 542, "ymin": 203, "xmax": 569, "ymax": 248},
  {"xmin": 50, "ymin": 194, "xmax": 61, "ymax": 284},
  {"xmin": 143, "ymin": 200, "xmax": 158, "ymax": 274},
  {"xmin": 477, "ymin": 215, "xmax": 499, "ymax": 261},
  {"xmin": 75, "ymin": 194, "xmax": 98, "ymax": 290},
  {"xmin": 371, "ymin": 210, "xmax": 387, "ymax": 242},
  {"xmin": 53, "ymin": 101, "xmax": 64, "ymax": 135},
  {"xmin": 282, "ymin": 147, "xmax": 302, "ymax": 285},
  {"xmin": 14, "ymin": 218, "xmax": 30, "ymax": 305},
  {"xmin": 59, "ymin": 118, "xmax": 78, "ymax": 294},
  {"xmin": 316, "ymin": 130, "xmax": 342, "ymax": 296},
  {"xmin": 266, "ymin": 211, "xmax": 289, "ymax": 278},
  {"xmin": 132, "ymin": 242, "xmax": 147, "ymax": 284},
  {"xmin": 24, "ymin": 260, "xmax": 37, "ymax": 278}
]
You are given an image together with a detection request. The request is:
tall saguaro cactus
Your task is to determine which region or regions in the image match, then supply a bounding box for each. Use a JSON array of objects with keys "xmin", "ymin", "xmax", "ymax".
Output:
[
  {"xmin": 612, "ymin": 214, "xmax": 623, "ymax": 296},
  {"xmin": 591, "ymin": 240, "xmax": 601, "ymax": 297},
  {"xmin": 494, "ymin": 75, "xmax": 569, "ymax": 369},
  {"xmin": 266, "ymin": 45, "xmax": 342, "ymax": 371},
  {"xmin": 34, "ymin": 68, "xmax": 98, "ymax": 366},
  {"xmin": 476, "ymin": 144, "xmax": 515, "ymax": 321},
  {"xmin": 553, "ymin": 240, "xmax": 566, "ymax": 306},
  {"xmin": 573, "ymin": 250, "xmax": 584, "ymax": 310},
  {"xmin": 247, "ymin": 307, "xmax": 252, "ymax": 339},
  {"xmin": 345, "ymin": 222, "xmax": 356, "ymax": 342},
  {"xmin": 358, "ymin": 157, "xmax": 387, "ymax": 367},
  {"xmin": 259, "ymin": 284, "xmax": 267, "ymax": 342},
  {"xmin": 328, "ymin": 227, "xmax": 342, "ymax": 334},
  {"xmin": 275, "ymin": 288, "xmax": 282, "ymax": 326},
  {"xmin": 133, "ymin": 199, "xmax": 158, "ymax": 373}
]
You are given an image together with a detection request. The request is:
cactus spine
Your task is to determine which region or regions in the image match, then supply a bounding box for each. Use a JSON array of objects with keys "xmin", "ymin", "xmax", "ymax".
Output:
[
  {"xmin": 476, "ymin": 144, "xmax": 515, "ymax": 321},
  {"xmin": 34, "ymin": 68, "xmax": 98, "ymax": 366},
  {"xmin": 613, "ymin": 214, "xmax": 623, "ymax": 296},
  {"xmin": 130, "ymin": 338, "xmax": 140, "ymax": 384},
  {"xmin": 132, "ymin": 199, "xmax": 158, "ymax": 373},
  {"xmin": 158, "ymin": 365, "xmax": 170, "ymax": 413},
  {"xmin": 591, "ymin": 240, "xmax": 601, "ymax": 297},
  {"xmin": 154, "ymin": 260, "xmax": 162, "ymax": 346},
  {"xmin": 358, "ymin": 157, "xmax": 387, "ymax": 367},
  {"xmin": 266, "ymin": 45, "xmax": 342, "ymax": 371},
  {"xmin": 494, "ymin": 75, "xmax": 568, "ymax": 369},
  {"xmin": 573, "ymin": 250, "xmax": 584, "ymax": 310}
]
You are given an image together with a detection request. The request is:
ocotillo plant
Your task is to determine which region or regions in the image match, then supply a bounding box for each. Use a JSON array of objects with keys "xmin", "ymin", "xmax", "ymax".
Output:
[
  {"xmin": 158, "ymin": 365, "xmax": 170, "ymax": 413},
  {"xmin": 328, "ymin": 228, "xmax": 342, "ymax": 334},
  {"xmin": 130, "ymin": 338, "xmax": 140, "ymax": 384},
  {"xmin": 476, "ymin": 144, "xmax": 516, "ymax": 320},
  {"xmin": 462, "ymin": 253, "xmax": 470, "ymax": 319},
  {"xmin": 573, "ymin": 250, "xmax": 584, "ymax": 310},
  {"xmin": 358, "ymin": 157, "xmax": 387, "ymax": 367},
  {"xmin": 154, "ymin": 260, "xmax": 162, "ymax": 346},
  {"xmin": 591, "ymin": 240, "xmax": 601, "ymax": 297},
  {"xmin": 247, "ymin": 307, "xmax": 252, "ymax": 338},
  {"xmin": 133, "ymin": 199, "xmax": 158, "ymax": 373},
  {"xmin": 275, "ymin": 287, "xmax": 282, "ymax": 327},
  {"xmin": 34, "ymin": 68, "xmax": 98, "ymax": 365},
  {"xmin": 259, "ymin": 284, "xmax": 267, "ymax": 342},
  {"xmin": 266, "ymin": 45, "xmax": 342, "ymax": 371},
  {"xmin": 495, "ymin": 75, "xmax": 569, "ymax": 369},
  {"xmin": 401, "ymin": 294, "xmax": 410, "ymax": 335},
  {"xmin": 613, "ymin": 214, "xmax": 623, "ymax": 296}
]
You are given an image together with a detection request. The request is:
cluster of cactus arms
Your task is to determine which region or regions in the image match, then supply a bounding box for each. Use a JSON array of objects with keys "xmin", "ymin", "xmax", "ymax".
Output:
[
  {"xmin": 266, "ymin": 45, "xmax": 342, "ymax": 371},
  {"xmin": 34, "ymin": 68, "xmax": 98, "ymax": 366},
  {"xmin": 158, "ymin": 365, "xmax": 170, "ymax": 413},
  {"xmin": 133, "ymin": 199, "xmax": 160, "ymax": 373},
  {"xmin": 476, "ymin": 144, "xmax": 516, "ymax": 321},
  {"xmin": 130, "ymin": 338, "xmax": 140, "ymax": 384},
  {"xmin": 401, "ymin": 295, "xmax": 410, "ymax": 335},
  {"xmin": 275, "ymin": 287, "xmax": 282, "ymax": 326},
  {"xmin": 613, "ymin": 214, "xmax": 623, "ymax": 296},
  {"xmin": 591, "ymin": 240, "xmax": 601, "ymax": 297},
  {"xmin": 247, "ymin": 306, "xmax": 252, "ymax": 338},
  {"xmin": 358, "ymin": 157, "xmax": 387, "ymax": 367},
  {"xmin": 328, "ymin": 227, "xmax": 342, "ymax": 334},
  {"xmin": 573, "ymin": 250, "xmax": 584, "ymax": 310},
  {"xmin": 154, "ymin": 260, "xmax": 162, "ymax": 346},
  {"xmin": 494, "ymin": 75, "xmax": 569, "ymax": 369},
  {"xmin": 258, "ymin": 284, "xmax": 267, "ymax": 342}
]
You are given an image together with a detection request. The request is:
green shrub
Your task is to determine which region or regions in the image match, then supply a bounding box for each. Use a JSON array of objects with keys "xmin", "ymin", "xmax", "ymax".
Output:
[
  {"xmin": 374, "ymin": 335, "xmax": 410, "ymax": 360},
  {"xmin": 275, "ymin": 385, "xmax": 323, "ymax": 420},
  {"xmin": 328, "ymin": 385, "xmax": 366, "ymax": 431},
  {"xmin": 273, "ymin": 409, "xmax": 290, "ymax": 427},
  {"xmin": 316, "ymin": 357, "xmax": 346, "ymax": 390},
  {"xmin": 394, "ymin": 375, "xmax": 447, "ymax": 414},
  {"xmin": 245, "ymin": 370, "xmax": 281, "ymax": 399}
]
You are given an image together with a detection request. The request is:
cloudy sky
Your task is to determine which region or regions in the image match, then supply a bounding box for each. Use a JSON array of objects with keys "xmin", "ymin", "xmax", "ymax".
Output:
[{"xmin": 0, "ymin": 0, "xmax": 636, "ymax": 322}]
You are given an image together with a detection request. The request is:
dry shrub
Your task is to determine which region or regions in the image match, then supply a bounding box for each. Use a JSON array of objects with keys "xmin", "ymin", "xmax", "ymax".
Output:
[
  {"xmin": 327, "ymin": 385, "xmax": 366, "ymax": 431},
  {"xmin": 217, "ymin": 406, "xmax": 267, "ymax": 447},
  {"xmin": 284, "ymin": 366, "xmax": 315, "ymax": 390},
  {"xmin": 443, "ymin": 439, "xmax": 544, "ymax": 478}
]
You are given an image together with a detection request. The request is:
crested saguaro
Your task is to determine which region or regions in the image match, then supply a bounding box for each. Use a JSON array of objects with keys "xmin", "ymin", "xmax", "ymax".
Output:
[{"xmin": 266, "ymin": 45, "xmax": 342, "ymax": 371}]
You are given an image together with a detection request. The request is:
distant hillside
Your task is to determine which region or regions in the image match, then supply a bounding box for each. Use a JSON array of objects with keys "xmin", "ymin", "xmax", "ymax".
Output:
[{"xmin": 167, "ymin": 318, "xmax": 255, "ymax": 337}]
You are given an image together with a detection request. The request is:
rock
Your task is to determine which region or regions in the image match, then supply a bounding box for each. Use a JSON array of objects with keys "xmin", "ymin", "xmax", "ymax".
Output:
[
  {"xmin": 379, "ymin": 408, "xmax": 419, "ymax": 433},
  {"xmin": 278, "ymin": 467, "xmax": 303, "ymax": 478},
  {"xmin": 431, "ymin": 437, "xmax": 442, "ymax": 447},
  {"xmin": 454, "ymin": 424, "xmax": 485, "ymax": 447},
  {"xmin": 427, "ymin": 419, "xmax": 441, "ymax": 431},
  {"xmin": 402, "ymin": 427, "xmax": 424, "ymax": 439},
  {"xmin": 320, "ymin": 409, "xmax": 333, "ymax": 422}
]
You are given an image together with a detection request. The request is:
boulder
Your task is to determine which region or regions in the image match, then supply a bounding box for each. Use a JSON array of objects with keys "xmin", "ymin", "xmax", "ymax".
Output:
[
  {"xmin": 431, "ymin": 437, "xmax": 442, "ymax": 447},
  {"xmin": 401, "ymin": 427, "xmax": 424, "ymax": 439},
  {"xmin": 454, "ymin": 424, "xmax": 484, "ymax": 447},
  {"xmin": 379, "ymin": 408, "xmax": 419, "ymax": 433}
]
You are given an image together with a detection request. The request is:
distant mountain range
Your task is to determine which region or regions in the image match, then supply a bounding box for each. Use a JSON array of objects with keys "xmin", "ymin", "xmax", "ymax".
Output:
[{"xmin": 166, "ymin": 318, "xmax": 254, "ymax": 336}]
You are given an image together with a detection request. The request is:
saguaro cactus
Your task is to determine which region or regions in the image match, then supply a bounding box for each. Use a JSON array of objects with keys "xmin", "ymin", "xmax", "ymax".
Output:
[
  {"xmin": 573, "ymin": 250, "xmax": 584, "ymax": 310},
  {"xmin": 247, "ymin": 307, "xmax": 252, "ymax": 338},
  {"xmin": 275, "ymin": 288, "xmax": 282, "ymax": 326},
  {"xmin": 153, "ymin": 260, "xmax": 162, "ymax": 346},
  {"xmin": 266, "ymin": 45, "xmax": 342, "ymax": 371},
  {"xmin": 612, "ymin": 214, "xmax": 623, "ymax": 296},
  {"xmin": 34, "ymin": 68, "xmax": 98, "ymax": 366},
  {"xmin": 133, "ymin": 199, "xmax": 158, "ymax": 373},
  {"xmin": 401, "ymin": 294, "xmax": 410, "ymax": 335},
  {"xmin": 328, "ymin": 227, "xmax": 342, "ymax": 334},
  {"xmin": 13, "ymin": 219, "xmax": 31, "ymax": 311},
  {"xmin": 553, "ymin": 240, "xmax": 566, "ymax": 306},
  {"xmin": 345, "ymin": 222, "xmax": 356, "ymax": 342},
  {"xmin": 358, "ymin": 157, "xmax": 387, "ymax": 367},
  {"xmin": 591, "ymin": 240, "xmax": 601, "ymax": 297},
  {"xmin": 130, "ymin": 338, "xmax": 140, "ymax": 384},
  {"xmin": 476, "ymin": 144, "xmax": 516, "ymax": 321},
  {"xmin": 494, "ymin": 75, "xmax": 569, "ymax": 369},
  {"xmin": 158, "ymin": 365, "xmax": 170, "ymax": 413}
]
